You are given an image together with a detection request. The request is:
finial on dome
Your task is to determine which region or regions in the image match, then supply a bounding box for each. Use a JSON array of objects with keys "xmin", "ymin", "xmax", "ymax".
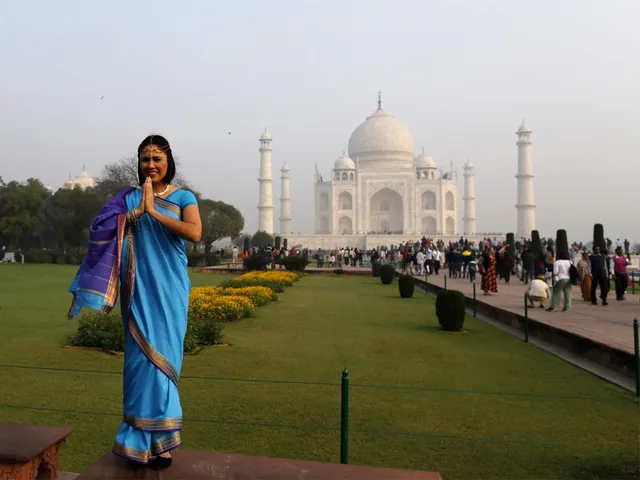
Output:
[
  {"xmin": 377, "ymin": 90, "xmax": 382, "ymax": 109},
  {"xmin": 421, "ymin": 147, "xmax": 425, "ymax": 155}
]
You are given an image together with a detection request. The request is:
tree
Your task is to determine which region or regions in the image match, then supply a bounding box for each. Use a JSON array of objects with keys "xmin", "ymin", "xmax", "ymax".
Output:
[
  {"xmin": 232, "ymin": 233, "xmax": 252, "ymax": 249},
  {"xmin": 593, "ymin": 224, "xmax": 607, "ymax": 253},
  {"xmin": 199, "ymin": 200, "xmax": 245, "ymax": 253},
  {"xmin": 52, "ymin": 186, "xmax": 103, "ymax": 252},
  {"xmin": 95, "ymin": 156, "xmax": 199, "ymax": 203},
  {"xmin": 555, "ymin": 230, "xmax": 569, "ymax": 257},
  {"xmin": 0, "ymin": 178, "xmax": 48, "ymax": 249},
  {"xmin": 252, "ymin": 231, "xmax": 274, "ymax": 248}
]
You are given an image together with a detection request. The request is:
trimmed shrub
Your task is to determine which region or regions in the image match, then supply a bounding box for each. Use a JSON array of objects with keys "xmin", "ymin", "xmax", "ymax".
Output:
[
  {"xmin": 283, "ymin": 238, "xmax": 288, "ymax": 250},
  {"xmin": 243, "ymin": 252, "xmax": 270, "ymax": 271},
  {"xmin": 252, "ymin": 230, "xmax": 274, "ymax": 248},
  {"xmin": 280, "ymin": 256, "xmax": 308, "ymax": 272},
  {"xmin": 243, "ymin": 236, "xmax": 251, "ymax": 253},
  {"xmin": 380, "ymin": 264, "xmax": 395, "ymax": 285},
  {"xmin": 189, "ymin": 317, "xmax": 224, "ymax": 347},
  {"xmin": 531, "ymin": 230, "xmax": 544, "ymax": 261},
  {"xmin": 333, "ymin": 268, "xmax": 345, "ymax": 275},
  {"xmin": 556, "ymin": 229, "xmax": 569, "ymax": 257},
  {"xmin": 594, "ymin": 224, "xmax": 607, "ymax": 253},
  {"xmin": 69, "ymin": 311, "xmax": 202, "ymax": 353},
  {"xmin": 506, "ymin": 233, "xmax": 515, "ymax": 256},
  {"xmin": 187, "ymin": 253, "xmax": 221, "ymax": 267},
  {"xmin": 372, "ymin": 262, "xmax": 382, "ymax": 277},
  {"xmin": 275, "ymin": 236, "xmax": 281, "ymax": 250},
  {"xmin": 398, "ymin": 274, "xmax": 415, "ymax": 298},
  {"xmin": 435, "ymin": 290, "xmax": 466, "ymax": 332}
]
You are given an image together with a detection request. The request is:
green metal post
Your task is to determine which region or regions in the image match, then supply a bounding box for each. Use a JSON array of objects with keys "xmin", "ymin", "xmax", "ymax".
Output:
[
  {"xmin": 444, "ymin": 275, "xmax": 447, "ymax": 290},
  {"xmin": 524, "ymin": 294, "xmax": 529, "ymax": 343},
  {"xmin": 473, "ymin": 281, "xmax": 477, "ymax": 317},
  {"xmin": 634, "ymin": 319, "xmax": 639, "ymax": 398},
  {"xmin": 340, "ymin": 368, "xmax": 349, "ymax": 464}
]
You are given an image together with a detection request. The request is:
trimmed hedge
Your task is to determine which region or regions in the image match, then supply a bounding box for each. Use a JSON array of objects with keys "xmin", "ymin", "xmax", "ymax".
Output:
[
  {"xmin": 380, "ymin": 264, "xmax": 395, "ymax": 285},
  {"xmin": 371, "ymin": 262, "xmax": 382, "ymax": 277},
  {"xmin": 594, "ymin": 224, "xmax": 607, "ymax": 253},
  {"xmin": 398, "ymin": 274, "xmax": 415, "ymax": 298},
  {"xmin": 435, "ymin": 290, "xmax": 466, "ymax": 332},
  {"xmin": 68, "ymin": 311, "xmax": 214, "ymax": 353},
  {"xmin": 187, "ymin": 253, "xmax": 222, "ymax": 268},
  {"xmin": 280, "ymin": 256, "xmax": 308, "ymax": 272}
]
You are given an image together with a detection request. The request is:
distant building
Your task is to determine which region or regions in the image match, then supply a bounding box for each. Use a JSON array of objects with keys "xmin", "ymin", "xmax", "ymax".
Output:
[{"xmin": 62, "ymin": 167, "xmax": 96, "ymax": 190}]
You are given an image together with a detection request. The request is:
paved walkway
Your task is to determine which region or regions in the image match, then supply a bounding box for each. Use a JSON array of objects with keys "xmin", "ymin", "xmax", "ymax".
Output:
[{"xmin": 416, "ymin": 271, "xmax": 638, "ymax": 354}]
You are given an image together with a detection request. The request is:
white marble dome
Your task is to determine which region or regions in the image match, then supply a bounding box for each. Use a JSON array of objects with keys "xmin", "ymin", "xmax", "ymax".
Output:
[
  {"xmin": 63, "ymin": 170, "xmax": 96, "ymax": 190},
  {"xmin": 415, "ymin": 154, "xmax": 436, "ymax": 169},
  {"xmin": 347, "ymin": 106, "xmax": 415, "ymax": 168},
  {"xmin": 334, "ymin": 154, "xmax": 355, "ymax": 170}
]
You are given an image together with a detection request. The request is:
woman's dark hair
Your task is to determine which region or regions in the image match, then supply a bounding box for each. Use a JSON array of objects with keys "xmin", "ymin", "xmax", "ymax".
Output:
[{"xmin": 137, "ymin": 134, "xmax": 176, "ymax": 186}]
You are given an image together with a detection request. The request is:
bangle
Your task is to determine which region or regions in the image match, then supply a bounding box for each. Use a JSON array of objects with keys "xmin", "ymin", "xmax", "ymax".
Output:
[{"xmin": 127, "ymin": 209, "xmax": 140, "ymax": 227}]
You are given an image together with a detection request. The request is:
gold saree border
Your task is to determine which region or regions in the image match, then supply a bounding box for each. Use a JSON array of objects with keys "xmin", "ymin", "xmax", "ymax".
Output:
[
  {"xmin": 123, "ymin": 415, "xmax": 183, "ymax": 431},
  {"xmin": 152, "ymin": 431, "xmax": 181, "ymax": 455},
  {"xmin": 154, "ymin": 196, "xmax": 181, "ymax": 217},
  {"xmin": 112, "ymin": 432, "xmax": 181, "ymax": 464},
  {"xmin": 128, "ymin": 317, "xmax": 180, "ymax": 386}
]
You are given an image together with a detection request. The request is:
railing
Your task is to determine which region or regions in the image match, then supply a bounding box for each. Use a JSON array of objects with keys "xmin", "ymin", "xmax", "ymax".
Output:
[{"xmin": 0, "ymin": 363, "xmax": 637, "ymax": 468}]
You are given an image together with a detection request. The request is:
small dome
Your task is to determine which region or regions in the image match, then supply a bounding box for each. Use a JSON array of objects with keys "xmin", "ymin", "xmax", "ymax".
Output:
[
  {"xmin": 415, "ymin": 154, "xmax": 436, "ymax": 169},
  {"xmin": 464, "ymin": 159, "xmax": 474, "ymax": 169},
  {"xmin": 281, "ymin": 163, "xmax": 290, "ymax": 172},
  {"xmin": 334, "ymin": 154, "xmax": 355, "ymax": 170},
  {"xmin": 260, "ymin": 130, "xmax": 272, "ymax": 140}
]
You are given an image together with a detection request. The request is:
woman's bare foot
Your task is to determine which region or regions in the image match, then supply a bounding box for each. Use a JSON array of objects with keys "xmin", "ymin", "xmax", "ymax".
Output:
[{"xmin": 159, "ymin": 452, "xmax": 172, "ymax": 459}]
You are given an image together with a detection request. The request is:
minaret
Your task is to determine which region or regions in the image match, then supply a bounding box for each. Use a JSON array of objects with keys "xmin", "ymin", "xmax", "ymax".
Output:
[
  {"xmin": 279, "ymin": 163, "xmax": 291, "ymax": 234},
  {"xmin": 258, "ymin": 129, "xmax": 274, "ymax": 234},
  {"xmin": 462, "ymin": 159, "xmax": 476, "ymax": 236},
  {"xmin": 515, "ymin": 120, "xmax": 535, "ymax": 239}
]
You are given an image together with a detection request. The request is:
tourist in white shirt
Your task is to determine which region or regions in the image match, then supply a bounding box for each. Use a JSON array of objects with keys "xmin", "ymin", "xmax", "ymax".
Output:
[
  {"xmin": 546, "ymin": 252, "xmax": 573, "ymax": 312},
  {"xmin": 416, "ymin": 249, "xmax": 425, "ymax": 275},
  {"xmin": 527, "ymin": 275, "xmax": 551, "ymax": 308}
]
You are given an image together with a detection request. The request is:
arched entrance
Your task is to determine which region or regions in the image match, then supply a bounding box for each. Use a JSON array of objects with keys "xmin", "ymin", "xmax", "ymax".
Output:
[
  {"xmin": 369, "ymin": 188, "xmax": 403, "ymax": 233},
  {"xmin": 421, "ymin": 216, "xmax": 437, "ymax": 235},
  {"xmin": 338, "ymin": 216, "xmax": 353, "ymax": 234},
  {"xmin": 445, "ymin": 216, "xmax": 455, "ymax": 235}
]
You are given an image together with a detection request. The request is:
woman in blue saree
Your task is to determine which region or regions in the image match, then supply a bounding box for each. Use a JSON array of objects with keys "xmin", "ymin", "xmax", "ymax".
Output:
[{"xmin": 69, "ymin": 135, "xmax": 201, "ymax": 470}]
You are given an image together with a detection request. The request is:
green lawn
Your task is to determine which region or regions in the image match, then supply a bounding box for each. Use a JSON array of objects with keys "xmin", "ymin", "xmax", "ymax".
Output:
[{"xmin": 0, "ymin": 265, "xmax": 638, "ymax": 480}]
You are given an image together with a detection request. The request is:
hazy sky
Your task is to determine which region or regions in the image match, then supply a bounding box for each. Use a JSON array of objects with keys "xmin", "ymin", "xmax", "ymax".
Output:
[{"xmin": 1, "ymin": 0, "xmax": 638, "ymax": 242}]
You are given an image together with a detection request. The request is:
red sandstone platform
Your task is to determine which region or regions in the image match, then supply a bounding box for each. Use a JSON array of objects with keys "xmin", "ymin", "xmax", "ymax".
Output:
[
  {"xmin": 76, "ymin": 449, "xmax": 442, "ymax": 479},
  {"xmin": 421, "ymin": 272, "xmax": 638, "ymax": 354}
]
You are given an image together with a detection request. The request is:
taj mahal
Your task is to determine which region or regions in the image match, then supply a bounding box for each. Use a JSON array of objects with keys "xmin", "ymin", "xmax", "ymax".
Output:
[{"xmin": 258, "ymin": 93, "xmax": 536, "ymax": 250}]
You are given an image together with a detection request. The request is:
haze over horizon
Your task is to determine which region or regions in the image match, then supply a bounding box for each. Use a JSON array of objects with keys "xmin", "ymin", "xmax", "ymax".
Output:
[{"xmin": 1, "ymin": 0, "xmax": 638, "ymax": 242}]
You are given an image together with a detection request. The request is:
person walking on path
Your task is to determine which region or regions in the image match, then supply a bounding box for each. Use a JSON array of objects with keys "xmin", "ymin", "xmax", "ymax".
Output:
[
  {"xmin": 481, "ymin": 247, "xmax": 498, "ymax": 295},
  {"xmin": 589, "ymin": 246, "xmax": 610, "ymax": 306},
  {"xmin": 576, "ymin": 252, "xmax": 592, "ymax": 301},
  {"xmin": 612, "ymin": 247, "xmax": 630, "ymax": 301},
  {"xmin": 546, "ymin": 251, "xmax": 572, "ymax": 312}
]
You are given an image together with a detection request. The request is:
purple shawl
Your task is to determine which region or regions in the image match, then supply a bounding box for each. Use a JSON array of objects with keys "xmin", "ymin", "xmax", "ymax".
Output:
[{"xmin": 68, "ymin": 187, "xmax": 136, "ymax": 319}]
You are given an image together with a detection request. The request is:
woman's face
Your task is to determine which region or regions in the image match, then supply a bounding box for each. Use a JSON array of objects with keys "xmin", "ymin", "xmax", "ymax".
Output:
[{"xmin": 139, "ymin": 145, "xmax": 169, "ymax": 184}]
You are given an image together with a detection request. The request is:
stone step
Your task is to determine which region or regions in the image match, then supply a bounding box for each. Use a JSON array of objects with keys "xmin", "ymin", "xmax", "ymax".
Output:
[{"xmin": 76, "ymin": 449, "xmax": 442, "ymax": 479}]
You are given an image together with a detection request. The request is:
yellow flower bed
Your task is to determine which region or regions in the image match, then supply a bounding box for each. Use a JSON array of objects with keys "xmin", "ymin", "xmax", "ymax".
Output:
[
  {"xmin": 218, "ymin": 286, "xmax": 276, "ymax": 306},
  {"xmin": 189, "ymin": 288, "xmax": 254, "ymax": 321},
  {"xmin": 237, "ymin": 270, "xmax": 299, "ymax": 286}
]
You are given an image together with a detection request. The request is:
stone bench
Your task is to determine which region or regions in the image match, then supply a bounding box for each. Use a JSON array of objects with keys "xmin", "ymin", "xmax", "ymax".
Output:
[
  {"xmin": 77, "ymin": 449, "xmax": 442, "ymax": 479},
  {"xmin": 0, "ymin": 422, "xmax": 73, "ymax": 480}
]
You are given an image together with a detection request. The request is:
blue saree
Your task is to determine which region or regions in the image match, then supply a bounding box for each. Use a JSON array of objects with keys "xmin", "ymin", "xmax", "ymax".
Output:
[{"xmin": 69, "ymin": 187, "xmax": 197, "ymax": 464}]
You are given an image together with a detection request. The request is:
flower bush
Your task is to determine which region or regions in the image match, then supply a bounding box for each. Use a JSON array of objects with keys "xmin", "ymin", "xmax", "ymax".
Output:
[
  {"xmin": 218, "ymin": 286, "xmax": 276, "ymax": 305},
  {"xmin": 189, "ymin": 289, "xmax": 255, "ymax": 322},
  {"xmin": 69, "ymin": 311, "xmax": 204, "ymax": 353},
  {"xmin": 237, "ymin": 270, "xmax": 299, "ymax": 286}
]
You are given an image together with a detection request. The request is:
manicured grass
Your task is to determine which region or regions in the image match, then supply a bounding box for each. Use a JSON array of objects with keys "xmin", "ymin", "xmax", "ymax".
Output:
[{"xmin": 0, "ymin": 265, "xmax": 638, "ymax": 479}]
